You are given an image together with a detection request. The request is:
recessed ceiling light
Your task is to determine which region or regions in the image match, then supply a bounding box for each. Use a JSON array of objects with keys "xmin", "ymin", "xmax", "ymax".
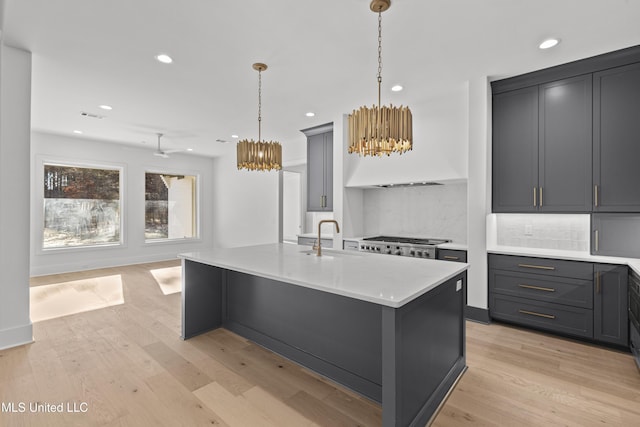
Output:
[
  {"xmin": 305, "ymin": 112, "xmax": 315, "ymax": 117},
  {"xmin": 155, "ymin": 54, "xmax": 173, "ymax": 64},
  {"xmin": 99, "ymin": 105, "xmax": 112, "ymax": 110},
  {"xmin": 231, "ymin": 134, "xmax": 239, "ymax": 139},
  {"xmin": 73, "ymin": 130, "xmax": 83, "ymax": 134},
  {"xmin": 187, "ymin": 148, "xmax": 193, "ymax": 152},
  {"xmin": 539, "ymin": 38, "xmax": 560, "ymax": 50},
  {"xmin": 391, "ymin": 85, "xmax": 403, "ymax": 92}
]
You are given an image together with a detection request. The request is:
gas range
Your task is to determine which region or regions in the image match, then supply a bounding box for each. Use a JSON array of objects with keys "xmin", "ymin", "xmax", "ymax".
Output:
[{"xmin": 358, "ymin": 235, "xmax": 451, "ymax": 259}]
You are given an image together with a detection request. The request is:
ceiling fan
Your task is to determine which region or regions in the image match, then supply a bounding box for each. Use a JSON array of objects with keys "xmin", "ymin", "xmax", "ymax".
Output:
[{"xmin": 153, "ymin": 133, "xmax": 183, "ymax": 158}]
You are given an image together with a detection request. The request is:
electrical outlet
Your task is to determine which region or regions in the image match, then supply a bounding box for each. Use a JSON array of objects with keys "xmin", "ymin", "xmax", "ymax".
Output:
[{"xmin": 524, "ymin": 224, "xmax": 533, "ymax": 236}]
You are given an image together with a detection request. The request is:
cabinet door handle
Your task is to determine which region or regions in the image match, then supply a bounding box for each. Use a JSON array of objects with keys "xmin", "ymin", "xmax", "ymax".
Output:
[
  {"xmin": 444, "ymin": 256, "xmax": 460, "ymax": 260},
  {"xmin": 539, "ymin": 187, "xmax": 543, "ymax": 208},
  {"xmin": 518, "ymin": 284, "xmax": 556, "ymax": 292},
  {"xmin": 594, "ymin": 185, "xmax": 599, "ymax": 207},
  {"xmin": 517, "ymin": 263, "xmax": 556, "ymax": 271},
  {"xmin": 519, "ymin": 309, "xmax": 555, "ymax": 319},
  {"xmin": 596, "ymin": 271, "xmax": 601, "ymax": 294},
  {"xmin": 533, "ymin": 187, "xmax": 537, "ymax": 207},
  {"xmin": 595, "ymin": 230, "xmax": 599, "ymax": 252}
]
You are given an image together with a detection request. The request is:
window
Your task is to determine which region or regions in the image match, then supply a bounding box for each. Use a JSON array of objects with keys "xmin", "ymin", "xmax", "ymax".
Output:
[
  {"xmin": 43, "ymin": 164, "xmax": 122, "ymax": 249},
  {"xmin": 145, "ymin": 173, "xmax": 197, "ymax": 240}
]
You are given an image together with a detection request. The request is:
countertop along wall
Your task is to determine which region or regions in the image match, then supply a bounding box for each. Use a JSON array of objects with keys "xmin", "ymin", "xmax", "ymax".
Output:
[{"xmin": 30, "ymin": 132, "xmax": 216, "ymax": 276}]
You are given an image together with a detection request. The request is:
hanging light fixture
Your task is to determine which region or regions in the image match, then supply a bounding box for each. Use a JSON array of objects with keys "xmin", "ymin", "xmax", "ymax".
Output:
[
  {"xmin": 237, "ymin": 63, "xmax": 282, "ymax": 171},
  {"xmin": 348, "ymin": 0, "xmax": 412, "ymax": 157}
]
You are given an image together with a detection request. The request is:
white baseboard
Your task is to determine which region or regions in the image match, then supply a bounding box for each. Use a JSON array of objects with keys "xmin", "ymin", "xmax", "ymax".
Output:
[
  {"xmin": 30, "ymin": 253, "xmax": 181, "ymax": 277},
  {"xmin": 0, "ymin": 323, "xmax": 33, "ymax": 351}
]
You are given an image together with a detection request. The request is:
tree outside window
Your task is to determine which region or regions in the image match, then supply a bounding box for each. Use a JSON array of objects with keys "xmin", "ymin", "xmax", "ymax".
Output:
[{"xmin": 43, "ymin": 164, "xmax": 121, "ymax": 248}]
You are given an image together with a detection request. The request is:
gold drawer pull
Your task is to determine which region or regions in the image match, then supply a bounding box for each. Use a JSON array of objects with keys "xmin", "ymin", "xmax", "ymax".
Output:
[
  {"xmin": 518, "ymin": 284, "xmax": 555, "ymax": 292},
  {"xmin": 519, "ymin": 309, "xmax": 555, "ymax": 319},
  {"xmin": 444, "ymin": 256, "xmax": 460, "ymax": 260},
  {"xmin": 517, "ymin": 263, "xmax": 556, "ymax": 270}
]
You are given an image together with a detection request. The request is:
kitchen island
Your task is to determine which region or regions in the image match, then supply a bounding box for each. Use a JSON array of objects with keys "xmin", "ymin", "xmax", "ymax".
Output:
[{"xmin": 180, "ymin": 243, "xmax": 468, "ymax": 427}]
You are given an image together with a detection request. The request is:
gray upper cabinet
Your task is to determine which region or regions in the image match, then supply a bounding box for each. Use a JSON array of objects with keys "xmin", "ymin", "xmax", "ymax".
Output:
[
  {"xmin": 591, "ymin": 213, "xmax": 640, "ymax": 258},
  {"xmin": 492, "ymin": 75, "xmax": 592, "ymax": 213},
  {"xmin": 538, "ymin": 75, "xmax": 593, "ymax": 212},
  {"xmin": 492, "ymin": 45, "xmax": 640, "ymax": 214},
  {"xmin": 594, "ymin": 264, "xmax": 628, "ymax": 346},
  {"xmin": 492, "ymin": 86, "xmax": 539, "ymax": 212},
  {"xmin": 594, "ymin": 62, "xmax": 640, "ymax": 212},
  {"xmin": 302, "ymin": 123, "xmax": 333, "ymax": 212}
]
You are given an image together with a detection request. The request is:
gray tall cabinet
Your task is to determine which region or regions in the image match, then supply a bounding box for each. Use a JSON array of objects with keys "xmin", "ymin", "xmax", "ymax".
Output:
[
  {"xmin": 489, "ymin": 46, "xmax": 640, "ymax": 347},
  {"xmin": 593, "ymin": 62, "xmax": 640, "ymax": 212},
  {"xmin": 302, "ymin": 123, "xmax": 333, "ymax": 212}
]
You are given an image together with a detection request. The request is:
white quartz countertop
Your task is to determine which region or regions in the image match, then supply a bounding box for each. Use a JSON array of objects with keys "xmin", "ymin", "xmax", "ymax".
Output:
[
  {"xmin": 180, "ymin": 243, "xmax": 468, "ymax": 308},
  {"xmin": 488, "ymin": 245, "xmax": 640, "ymax": 275}
]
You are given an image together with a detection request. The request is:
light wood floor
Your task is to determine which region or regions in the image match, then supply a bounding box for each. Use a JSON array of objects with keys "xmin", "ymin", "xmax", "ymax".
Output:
[{"xmin": 1, "ymin": 261, "xmax": 638, "ymax": 426}]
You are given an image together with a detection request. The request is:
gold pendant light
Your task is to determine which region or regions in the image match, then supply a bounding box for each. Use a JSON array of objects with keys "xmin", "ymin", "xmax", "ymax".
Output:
[
  {"xmin": 237, "ymin": 63, "xmax": 282, "ymax": 171},
  {"xmin": 348, "ymin": 0, "xmax": 412, "ymax": 157}
]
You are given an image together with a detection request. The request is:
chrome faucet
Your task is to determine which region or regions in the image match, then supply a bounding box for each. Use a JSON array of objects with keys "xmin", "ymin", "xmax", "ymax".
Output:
[{"xmin": 316, "ymin": 220, "xmax": 340, "ymax": 256}]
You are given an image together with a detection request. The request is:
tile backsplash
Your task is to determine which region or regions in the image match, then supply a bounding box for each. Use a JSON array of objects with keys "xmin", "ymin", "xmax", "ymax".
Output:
[
  {"xmin": 495, "ymin": 214, "xmax": 590, "ymax": 251},
  {"xmin": 363, "ymin": 183, "xmax": 467, "ymax": 243}
]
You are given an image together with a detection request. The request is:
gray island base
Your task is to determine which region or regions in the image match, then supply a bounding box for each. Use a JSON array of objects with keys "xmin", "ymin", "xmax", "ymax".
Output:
[{"xmin": 180, "ymin": 244, "xmax": 467, "ymax": 427}]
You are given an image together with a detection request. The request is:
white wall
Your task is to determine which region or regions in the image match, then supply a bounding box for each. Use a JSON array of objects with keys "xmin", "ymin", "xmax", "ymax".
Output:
[
  {"xmin": 0, "ymin": 45, "xmax": 33, "ymax": 350},
  {"xmin": 282, "ymin": 171, "xmax": 302, "ymax": 241},
  {"xmin": 362, "ymin": 183, "xmax": 468, "ymax": 243},
  {"xmin": 467, "ymin": 77, "xmax": 491, "ymax": 310},
  {"xmin": 344, "ymin": 86, "xmax": 469, "ymax": 187},
  {"xmin": 211, "ymin": 149, "xmax": 279, "ymax": 248},
  {"xmin": 30, "ymin": 132, "xmax": 215, "ymax": 276}
]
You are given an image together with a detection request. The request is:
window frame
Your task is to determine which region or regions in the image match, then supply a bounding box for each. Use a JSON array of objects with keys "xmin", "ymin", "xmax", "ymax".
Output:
[
  {"xmin": 143, "ymin": 168, "xmax": 201, "ymax": 245},
  {"xmin": 37, "ymin": 157, "xmax": 126, "ymax": 254}
]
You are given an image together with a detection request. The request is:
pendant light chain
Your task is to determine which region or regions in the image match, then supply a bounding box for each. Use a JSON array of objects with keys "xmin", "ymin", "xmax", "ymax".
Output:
[
  {"xmin": 377, "ymin": 9, "xmax": 383, "ymax": 111},
  {"xmin": 258, "ymin": 69, "xmax": 262, "ymax": 143}
]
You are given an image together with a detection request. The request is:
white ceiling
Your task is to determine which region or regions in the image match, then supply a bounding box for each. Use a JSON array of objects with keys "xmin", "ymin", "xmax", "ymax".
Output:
[{"xmin": 2, "ymin": 0, "xmax": 640, "ymax": 162}]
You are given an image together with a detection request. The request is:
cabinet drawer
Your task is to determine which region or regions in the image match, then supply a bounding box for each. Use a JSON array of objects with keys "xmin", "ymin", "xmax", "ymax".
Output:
[
  {"xmin": 489, "ymin": 254, "xmax": 593, "ymax": 280},
  {"xmin": 437, "ymin": 249, "xmax": 467, "ymax": 263},
  {"xmin": 490, "ymin": 294, "xmax": 593, "ymax": 338},
  {"xmin": 297, "ymin": 237, "xmax": 333, "ymax": 247},
  {"xmin": 489, "ymin": 270, "xmax": 593, "ymax": 309}
]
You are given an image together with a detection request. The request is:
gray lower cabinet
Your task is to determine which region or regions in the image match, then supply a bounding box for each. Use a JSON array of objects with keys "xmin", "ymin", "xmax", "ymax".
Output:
[
  {"xmin": 489, "ymin": 254, "xmax": 629, "ymax": 347},
  {"xmin": 437, "ymin": 249, "xmax": 467, "ymax": 263},
  {"xmin": 302, "ymin": 123, "xmax": 333, "ymax": 212},
  {"xmin": 297, "ymin": 236, "xmax": 332, "ymax": 248},
  {"xmin": 594, "ymin": 62, "xmax": 640, "ymax": 212},
  {"xmin": 594, "ymin": 264, "xmax": 629, "ymax": 346}
]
